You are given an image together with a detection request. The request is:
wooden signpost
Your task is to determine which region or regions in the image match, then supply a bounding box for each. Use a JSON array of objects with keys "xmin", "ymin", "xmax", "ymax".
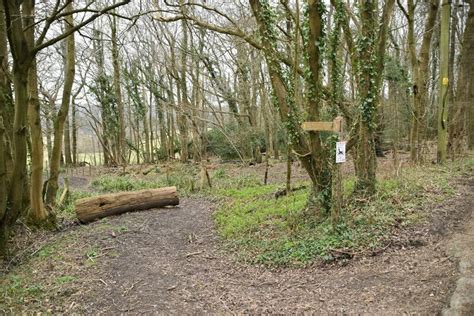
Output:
[
  {"xmin": 302, "ymin": 116, "xmax": 345, "ymax": 223},
  {"xmin": 302, "ymin": 116, "xmax": 344, "ymax": 134}
]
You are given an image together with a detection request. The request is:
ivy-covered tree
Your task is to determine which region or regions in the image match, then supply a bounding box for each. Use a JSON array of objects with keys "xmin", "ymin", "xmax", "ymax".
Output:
[
  {"xmin": 345, "ymin": 0, "xmax": 395, "ymax": 195},
  {"xmin": 249, "ymin": 0, "xmax": 337, "ymax": 217}
]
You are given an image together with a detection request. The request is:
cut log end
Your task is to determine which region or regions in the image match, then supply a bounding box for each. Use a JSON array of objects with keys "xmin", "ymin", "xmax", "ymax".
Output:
[{"xmin": 75, "ymin": 186, "xmax": 179, "ymax": 223}]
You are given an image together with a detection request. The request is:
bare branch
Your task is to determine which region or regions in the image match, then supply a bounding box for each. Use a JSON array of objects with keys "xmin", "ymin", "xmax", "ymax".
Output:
[{"xmin": 33, "ymin": 0, "xmax": 131, "ymax": 54}]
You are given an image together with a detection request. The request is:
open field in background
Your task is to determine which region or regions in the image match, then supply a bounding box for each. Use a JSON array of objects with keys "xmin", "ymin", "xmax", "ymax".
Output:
[{"xmin": 43, "ymin": 152, "xmax": 141, "ymax": 170}]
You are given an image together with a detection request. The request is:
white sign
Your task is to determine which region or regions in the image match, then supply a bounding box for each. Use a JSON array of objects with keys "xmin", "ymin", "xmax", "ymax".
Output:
[{"xmin": 335, "ymin": 141, "xmax": 346, "ymax": 163}]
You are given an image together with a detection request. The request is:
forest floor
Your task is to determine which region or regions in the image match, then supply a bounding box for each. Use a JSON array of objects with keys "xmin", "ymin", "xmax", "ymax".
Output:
[{"xmin": 1, "ymin": 152, "xmax": 474, "ymax": 313}]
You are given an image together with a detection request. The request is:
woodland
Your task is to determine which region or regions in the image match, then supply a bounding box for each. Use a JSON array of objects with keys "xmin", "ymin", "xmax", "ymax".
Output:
[{"xmin": 0, "ymin": 0, "xmax": 474, "ymax": 313}]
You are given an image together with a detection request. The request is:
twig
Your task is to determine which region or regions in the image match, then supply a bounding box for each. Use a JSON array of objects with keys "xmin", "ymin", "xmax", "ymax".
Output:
[
  {"xmin": 370, "ymin": 242, "xmax": 392, "ymax": 255},
  {"xmin": 186, "ymin": 251, "xmax": 203, "ymax": 258},
  {"xmin": 274, "ymin": 185, "xmax": 308, "ymax": 199},
  {"xmin": 167, "ymin": 285, "xmax": 178, "ymax": 291},
  {"xmin": 329, "ymin": 248, "xmax": 357, "ymax": 257},
  {"xmin": 101, "ymin": 246, "xmax": 116, "ymax": 251},
  {"xmin": 204, "ymin": 255, "xmax": 216, "ymax": 260},
  {"xmin": 138, "ymin": 219, "xmax": 150, "ymax": 232},
  {"xmin": 123, "ymin": 280, "xmax": 142, "ymax": 296},
  {"xmin": 93, "ymin": 278, "xmax": 108, "ymax": 286}
]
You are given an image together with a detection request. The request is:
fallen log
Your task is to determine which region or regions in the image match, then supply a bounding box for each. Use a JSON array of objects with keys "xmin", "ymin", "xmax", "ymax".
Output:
[{"xmin": 75, "ymin": 186, "xmax": 179, "ymax": 223}]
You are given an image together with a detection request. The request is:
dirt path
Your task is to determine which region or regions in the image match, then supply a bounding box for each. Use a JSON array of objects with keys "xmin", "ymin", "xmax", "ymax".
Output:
[
  {"xmin": 66, "ymin": 184, "xmax": 474, "ymax": 314},
  {"xmin": 443, "ymin": 178, "xmax": 474, "ymax": 315}
]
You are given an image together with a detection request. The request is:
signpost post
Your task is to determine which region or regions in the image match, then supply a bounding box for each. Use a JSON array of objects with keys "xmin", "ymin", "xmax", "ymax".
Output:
[{"xmin": 302, "ymin": 116, "xmax": 345, "ymax": 223}]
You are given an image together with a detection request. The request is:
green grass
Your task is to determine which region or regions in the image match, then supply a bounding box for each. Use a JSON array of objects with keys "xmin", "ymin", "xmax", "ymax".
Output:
[
  {"xmin": 90, "ymin": 164, "xmax": 265, "ymax": 197},
  {"xmin": 114, "ymin": 225, "xmax": 129, "ymax": 233},
  {"xmin": 55, "ymin": 275, "xmax": 77, "ymax": 285},
  {"xmin": 33, "ymin": 234, "xmax": 75, "ymax": 261},
  {"xmin": 91, "ymin": 176, "xmax": 160, "ymax": 192},
  {"xmin": 85, "ymin": 247, "xmax": 100, "ymax": 261},
  {"xmin": 0, "ymin": 275, "xmax": 44, "ymax": 306},
  {"xmin": 56, "ymin": 191, "xmax": 96, "ymax": 221},
  {"xmin": 36, "ymin": 244, "xmax": 58, "ymax": 258},
  {"xmin": 91, "ymin": 164, "xmax": 200, "ymax": 195},
  {"xmin": 213, "ymin": 158, "xmax": 474, "ymax": 267}
]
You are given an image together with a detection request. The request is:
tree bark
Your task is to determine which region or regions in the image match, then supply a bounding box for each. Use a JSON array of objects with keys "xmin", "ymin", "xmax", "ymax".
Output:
[
  {"xmin": 23, "ymin": 0, "xmax": 54, "ymax": 226},
  {"xmin": 0, "ymin": 0, "xmax": 12, "ymax": 238},
  {"xmin": 72, "ymin": 95, "xmax": 77, "ymax": 165},
  {"xmin": 76, "ymin": 187, "xmax": 179, "ymax": 223},
  {"xmin": 178, "ymin": 11, "xmax": 189, "ymax": 163},
  {"xmin": 111, "ymin": 12, "xmax": 126, "ymax": 166},
  {"xmin": 437, "ymin": 0, "xmax": 450, "ymax": 163},
  {"xmin": 44, "ymin": 96, "xmax": 53, "ymax": 164},
  {"xmin": 407, "ymin": 0, "xmax": 438, "ymax": 162},
  {"xmin": 354, "ymin": 0, "xmax": 395, "ymax": 195},
  {"xmin": 148, "ymin": 91, "xmax": 154, "ymax": 163},
  {"xmin": 92, "ymin": 28, "xmax": 110, "ymax": 166},
  {"xmin": 45, "ymin": 1, "xmax": 75, "ymax": 206},
  {"xmin": 0, "ymin": 116, "xmax": 6, "ymax": 227},
  {"xmin": 27, "ymin": 60, "xmax": 50, "ymax": 225},
  {"xmin": 2, "ymin": 0, "xmax": 35, "ymax": 228},
  {"xmin": 249, "ymin": 0, "xmax": 333, "ymax": 214},
  {"xmin": 64, "ymin": 114, "xmax": 72, "ymax": 165},
  {"xmin": 9, "ymin": 64, "xmax": 30, "ymax": 220},
  {"xmin": 455, "ymin": 1, "xmax": 474, "ymax": 149}
]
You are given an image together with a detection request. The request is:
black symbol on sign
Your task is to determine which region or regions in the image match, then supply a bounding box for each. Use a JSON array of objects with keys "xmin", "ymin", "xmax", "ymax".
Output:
[{"xmin": 337, "ymin": 148, "xmax": 344, "ymax": 156}]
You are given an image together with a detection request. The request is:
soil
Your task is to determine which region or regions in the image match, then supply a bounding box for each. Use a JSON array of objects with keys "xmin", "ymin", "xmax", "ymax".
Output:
[
  {"xmin": 443, "ymin": 178, "xmax": 474, "ymax": 315},
  {"xmin": 73, "ymin": 200, "xmax": 457, "ymax": 314},
  {"xmin": 1, "ymin": 160, "xmax": 473, "ymax": 314}
]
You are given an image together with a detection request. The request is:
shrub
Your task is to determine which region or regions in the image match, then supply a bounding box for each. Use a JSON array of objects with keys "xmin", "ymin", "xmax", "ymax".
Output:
[{"xmin": 205, "ymin": 124, "xmax": 266, "ymax": 161}]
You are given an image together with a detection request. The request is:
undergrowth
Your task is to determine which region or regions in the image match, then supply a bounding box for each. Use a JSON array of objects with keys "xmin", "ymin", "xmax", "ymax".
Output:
[
  {"xmin": 213, "ymin": 158, "xmax": 474, "ymax": 267},
  {"xmin": 56, "ymin": 191, "xmax": 95, "ymax": 221},
  {"xmin": 91, "ymin": 164, "xmax": 199, "ymax": 195},
  {"xmin": 90, "ymin": 164, "xmax": 263, "ymax": 196}
]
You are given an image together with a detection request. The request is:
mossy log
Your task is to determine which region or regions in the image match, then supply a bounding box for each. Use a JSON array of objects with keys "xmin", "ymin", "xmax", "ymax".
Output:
[{"xmin": 75, "ymin": 187, "xmax": 179, "ymax": 223}]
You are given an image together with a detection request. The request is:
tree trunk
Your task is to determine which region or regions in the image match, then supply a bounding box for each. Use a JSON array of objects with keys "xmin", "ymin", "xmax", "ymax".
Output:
[
  {"xmin": 144, "ymin": 107, "xmax": 151, "ymax": 163},
  {"xmin": 45, "ymin": 98, "xmax": 53, "ymax": 164},
  {"xmin": 1, "ymin": 0, "xmax": 34, "ymax": 231},
  {"xmin": 178, "ymin": 12, "xmax": 189, "ymax": 163},
  {"xmin": 169, "ymin": 111, "xmax": 175, "ymax": 159},
  {"xmin": 0, "ymin": 116, "xmax": 6, "ymax": 229},
  {"xmin": 156, "ymin": 93, "xmax": 168, "ymax": 159},
  {"xmin": 354, "ymin": 0, "xmax": 378, "ymax": 195},
  {"xmin": 148, "ymin": 91, "xmax": 154, "ymax": 163},
  {"xmin": 249, "ymin": 0, "xmax": 333, "ymax": 215},
  {"xmin": 437, "ymin": 0, "xmax": 450, "ymax": 163},
  {"xmin": 167, "ymin": 81, "xmax": 176, "ymax": 160},
  {"xmin": 76, "ymin": 187, "xmax": 179, "ymax": 223},
  {"xmin": 0, "ymin": 0, "xmax": 12, "ymax": 238},
  {"xmin": 45, "ymin": 1, "xmax": 75, "ymax": 206},
  {"xmin": 92, "ymin": 28, "xmax": 110, "ymax": 166},
  {"xmin": 447, "ymin": 0, "xmax": 459, "ymax": 156},
  {"xmin": 27, "ymin": 60, "xmax": 51, "ymax": 225},
  {"xmin": 72, "ymin": 96, "xmax": 78, "ymax": 165},
  {"xmin": 64, "ymin": 114, "xmax": 72, "ymax": 165},
  {"xmin": 23, "ymin": 1, "xmax": 53, "ymax": 226},
  {"xmin": 236, "ymin": 42, "xmax": 258, "ymax": 161},
  {"xmin": 354, "ymin": 0, "xmax": 395, "ymax": 195},
  {"xmin": 111, "ymin": 13, "xmax": 126, "ymax": 166},
  {"xmin": 9, "ymin": 64, "xmax": 30, "ymax": 218},
  {"xmin": 407, "ymin": 0, "xmax": 438, "ymax": 163},
  {"xmin": 456, "ymin": 1, "xmax": 474, "ymax": 149}
]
